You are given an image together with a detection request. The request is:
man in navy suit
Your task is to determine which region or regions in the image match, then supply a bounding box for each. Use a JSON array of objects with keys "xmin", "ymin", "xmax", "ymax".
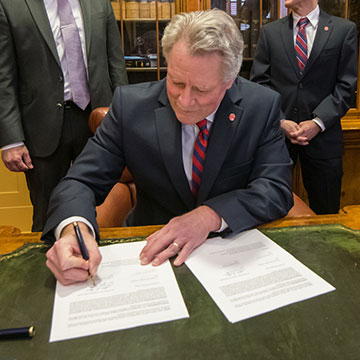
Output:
[
  {"xmin": 43, "ymin": 9, "xmax": 293, "ymax": 285},
  {"xmin": 250, "ymin": 0, "xmax": 358, "ymax": 214}
]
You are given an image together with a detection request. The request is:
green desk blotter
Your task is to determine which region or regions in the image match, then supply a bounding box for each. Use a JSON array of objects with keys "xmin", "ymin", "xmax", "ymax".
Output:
[{"xmin": 1, "ymin": 224, "xmax": 360, "ymax": 360}]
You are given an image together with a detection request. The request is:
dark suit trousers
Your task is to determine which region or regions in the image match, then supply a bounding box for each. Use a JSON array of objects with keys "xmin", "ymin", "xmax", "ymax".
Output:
[
  {"xmin": 288, "ymin": 142, "xmax": 343, "ymax": 215},
  {"xmin": 25, "ymin": 102, "xmax": 92, "ymax": 232}
]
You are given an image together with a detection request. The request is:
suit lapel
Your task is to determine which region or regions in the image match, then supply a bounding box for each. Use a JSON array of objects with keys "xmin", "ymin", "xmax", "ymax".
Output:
[
  {"xmin": 197, "ymin": 87, "xmax": 243, "ymax": 205},
  {"xmin": 79, "ymin": 0, "xmax": 92, "ymax": 56},
  {"xmin": 304, "ymin": 10, "xmax": 332, "ymax": 75},
  {"xmin": 155, "ymin": 87, "xmax": 194, "ymax": 210},
  {"xmin": 280, "ymin": 14, "xmax": 301, "ymax": 78},
  {"xmin": 25, "ymin": 0, "xmax": 60, "ymax": 67}
]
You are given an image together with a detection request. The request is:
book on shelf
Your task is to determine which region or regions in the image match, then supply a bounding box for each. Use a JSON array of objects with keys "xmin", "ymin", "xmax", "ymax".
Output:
[
  {"xmin": 111, "ymin": 0, "xmax": 173, "ymax": 20},
  {"xmin": 124, "ymin": 55, "xmax": 151, "ymax": 67}
]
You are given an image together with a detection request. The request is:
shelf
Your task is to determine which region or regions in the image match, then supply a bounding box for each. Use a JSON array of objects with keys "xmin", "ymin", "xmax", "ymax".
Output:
[
  {"xmin": 122, "ymin": 18, "xmax": 171, "ymax": 21},
  {"xmin": 126, "ymin": 67, "xmax": 167, "ymax": 72}
]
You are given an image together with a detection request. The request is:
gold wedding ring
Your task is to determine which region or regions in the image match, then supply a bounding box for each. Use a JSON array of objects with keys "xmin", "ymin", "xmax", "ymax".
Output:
[{"xmin": 172, "ymin": 242, "xmax": 180, "ymax": 249}]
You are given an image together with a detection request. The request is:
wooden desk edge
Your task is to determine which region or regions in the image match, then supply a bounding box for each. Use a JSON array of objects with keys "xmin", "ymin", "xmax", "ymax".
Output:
[{"xmin": 2, "ymin": 207, "xmax": 360, "ymax": 255}]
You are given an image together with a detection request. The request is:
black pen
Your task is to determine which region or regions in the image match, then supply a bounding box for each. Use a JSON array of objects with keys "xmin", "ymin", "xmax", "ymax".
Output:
[
  {"xmin": 73, "ymin": 221, "xmax": 95, "ymax": 286},
  {"xmin": 0, "ymin": 326, "xmax": 35, "ymax": 340}
]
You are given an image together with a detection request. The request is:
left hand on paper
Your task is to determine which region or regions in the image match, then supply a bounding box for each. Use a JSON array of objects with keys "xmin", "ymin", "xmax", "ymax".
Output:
[
  {"xmin": 46, "ymin": 222, "xmax": 102, "ymax": 285},
  {"xmin": 139, "ymin": 205, "xmax": 221, "ymax": 267}
]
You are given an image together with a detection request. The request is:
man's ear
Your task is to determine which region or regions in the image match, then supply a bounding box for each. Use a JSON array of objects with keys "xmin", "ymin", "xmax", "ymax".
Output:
[{"xmin": 225, "ymin": 78, "xmax": 235, "ymax": 90}]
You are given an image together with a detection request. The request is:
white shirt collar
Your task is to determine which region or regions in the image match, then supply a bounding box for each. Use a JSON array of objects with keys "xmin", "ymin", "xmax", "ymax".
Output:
[
  {"xmin": 205, "ymin": 108, "xmax": 217, "ymax": 124},
  {"xmin": 292, "ymin": 5, "xmax": 320, "ymax": 30}
]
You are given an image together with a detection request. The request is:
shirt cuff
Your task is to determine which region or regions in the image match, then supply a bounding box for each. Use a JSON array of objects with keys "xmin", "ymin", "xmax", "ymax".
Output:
[
  {"xmin": 2, "ymin": 142, "xmax": 24, "ymax": 151},
  {"xmin": 312, "ymin": 117, "xmax": 325, "ymax": 132},
  {"xmin": 54, "ymin": 216, "xmax": 96, "ymax": 240},
  {"xmin": 215, "ymin": 218, "xmax": 228, "ymax": 233}
]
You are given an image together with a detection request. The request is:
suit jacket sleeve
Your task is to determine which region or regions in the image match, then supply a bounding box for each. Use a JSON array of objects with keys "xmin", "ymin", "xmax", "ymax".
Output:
[
  {"xmin": 312, "ymin": 22, "xmax": 358, "ymax": 127},
  {"xmin": 0, "ymin": 3, "xmax": 25, "ymax": 147},
  {"xmin": 203, "ymin": 92, "xmax": 293, "ymax": 236},
  {"xmin": 105, "ymin": 0, "xmax": 128, "ymax": 87}
]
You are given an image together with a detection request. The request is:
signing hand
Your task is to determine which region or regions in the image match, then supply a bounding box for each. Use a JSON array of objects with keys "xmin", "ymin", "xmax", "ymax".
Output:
[
  {"xmin": 139, "ymin": 206, "xmax": 222, "ymax": 267},
  {"xmin": 46, "ymin": 222, "xmax": 102, "ymax": 286},
  {"xmin": 1, "ymin": 145, "xmax": 33, "ymax": 172}
]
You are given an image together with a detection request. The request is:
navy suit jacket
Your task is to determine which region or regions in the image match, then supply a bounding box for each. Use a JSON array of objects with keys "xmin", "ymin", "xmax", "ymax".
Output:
[
  {"xmin": 250, "ymin": 10, "xmax": 358, "ymax": 159},
  {"xmin": 42, "ymin": 77, "xmax": 293, "ymax": 241}
]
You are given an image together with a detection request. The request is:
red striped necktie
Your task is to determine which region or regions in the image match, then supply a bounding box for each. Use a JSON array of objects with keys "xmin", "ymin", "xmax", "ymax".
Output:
[
  {"xmin": 191, "ymin": 119, "xmax": 209, "ymax": 198},
  {"xmin": 295, "ymin": 17, "xmax": 310, "ymax": 71}
]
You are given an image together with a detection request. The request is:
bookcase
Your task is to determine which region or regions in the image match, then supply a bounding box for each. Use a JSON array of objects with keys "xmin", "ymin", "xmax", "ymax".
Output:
[{"xmin": 111, "ymin": 0, "xmax": 177, "ymax": 83}]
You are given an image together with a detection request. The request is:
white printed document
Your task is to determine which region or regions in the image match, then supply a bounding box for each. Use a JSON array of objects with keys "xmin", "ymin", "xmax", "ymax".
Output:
[
  {"xmin": 49, "ymin": 241, "xmax": 189, "ymax": 342},
  {"xmin": 185, "ymin": 229, "xmax": 335, "ymax": 323}
]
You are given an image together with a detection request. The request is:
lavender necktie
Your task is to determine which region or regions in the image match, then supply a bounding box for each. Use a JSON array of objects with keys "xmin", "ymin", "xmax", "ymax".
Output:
[{"xmin": 57, "ymin": 0, "xmax": 90, "ymax": 110}]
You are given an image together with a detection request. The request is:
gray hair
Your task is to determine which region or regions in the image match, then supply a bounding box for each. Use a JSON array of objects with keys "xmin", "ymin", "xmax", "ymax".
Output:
[{"xmin": 161, "ymin": 9, "xmax": 244, "ymax": 82}]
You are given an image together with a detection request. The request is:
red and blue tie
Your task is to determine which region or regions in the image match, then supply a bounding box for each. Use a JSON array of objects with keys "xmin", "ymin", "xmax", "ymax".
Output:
[
  {"xmin": 191, "ymin": 119, "xmax": 209, "ymax": 198},
  {"xmin": 295, "ymin": 17, "xmax": 309, "ymax": 71}
]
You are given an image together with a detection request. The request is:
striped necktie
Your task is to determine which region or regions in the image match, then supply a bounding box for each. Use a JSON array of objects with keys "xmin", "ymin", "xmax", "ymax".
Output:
[
  {"xmin": 295, "ymin": 17, "xmax": 310, "ymax": 71},
  {"xmin": 57, "ymin": 0, "xmax": 90, "ymax": 110},
  {"xmin": 191, "ymin": 119, "xmax": 209, "ymax": 198}
]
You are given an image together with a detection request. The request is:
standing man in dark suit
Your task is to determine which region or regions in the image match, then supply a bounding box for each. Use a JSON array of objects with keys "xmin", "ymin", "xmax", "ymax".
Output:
[
  {"xmin": 0, "ymin": 0, "xmax": 128, "ymax": 231},
  {"xmin": 43, "ymin": 9, "xmax": 293, "ymax": 286},
  {"xmin": 250, "ymin": 0, "xmax": 358, "ymax": 214}
]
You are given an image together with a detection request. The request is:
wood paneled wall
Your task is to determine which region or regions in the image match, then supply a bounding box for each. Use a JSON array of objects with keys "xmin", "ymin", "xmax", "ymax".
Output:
[{"xmin": 0, "ymin": 156, "xmax": 32, "ymax": 232}]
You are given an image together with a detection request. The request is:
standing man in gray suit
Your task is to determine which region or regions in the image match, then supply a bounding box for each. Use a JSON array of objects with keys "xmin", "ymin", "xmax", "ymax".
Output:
[
  {"xmin": 250, "ymin": 0, "xmax": 358, "ymax": 214},
  {"xmin": 0, "ymin": 0, "xmax": 128, "ymax": 231}
]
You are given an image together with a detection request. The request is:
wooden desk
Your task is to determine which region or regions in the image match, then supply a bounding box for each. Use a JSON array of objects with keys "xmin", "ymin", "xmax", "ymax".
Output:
[
  {"xmin": 1, "ymin": 209, "xmax": 360, "ymax": 359},
  {"xmin": 2, "ymin": 206, "xmax": 360, "ymax": 255}
]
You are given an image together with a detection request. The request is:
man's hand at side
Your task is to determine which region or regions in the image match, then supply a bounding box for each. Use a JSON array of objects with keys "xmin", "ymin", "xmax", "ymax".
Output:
[
  {"xmin": 46, "ymin": 222, "xmax": 102, "ymax": 286},
  {"xmin": 1, "ymin": 145, "xmax": 33, "ymax": 172},
  {"xmin": 139, "ymin": 205, "xmax": 222, "ymax": 267}
]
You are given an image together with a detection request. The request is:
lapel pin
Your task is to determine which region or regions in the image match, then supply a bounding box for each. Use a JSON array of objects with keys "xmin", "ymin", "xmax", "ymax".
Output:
[
  {"xmin": 229, "ymin": 113, "xmax": 235, "ymax": 121},
  {"xmin": 324, "ymin": 26, "xmax": 329, "ymax": 31}
]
